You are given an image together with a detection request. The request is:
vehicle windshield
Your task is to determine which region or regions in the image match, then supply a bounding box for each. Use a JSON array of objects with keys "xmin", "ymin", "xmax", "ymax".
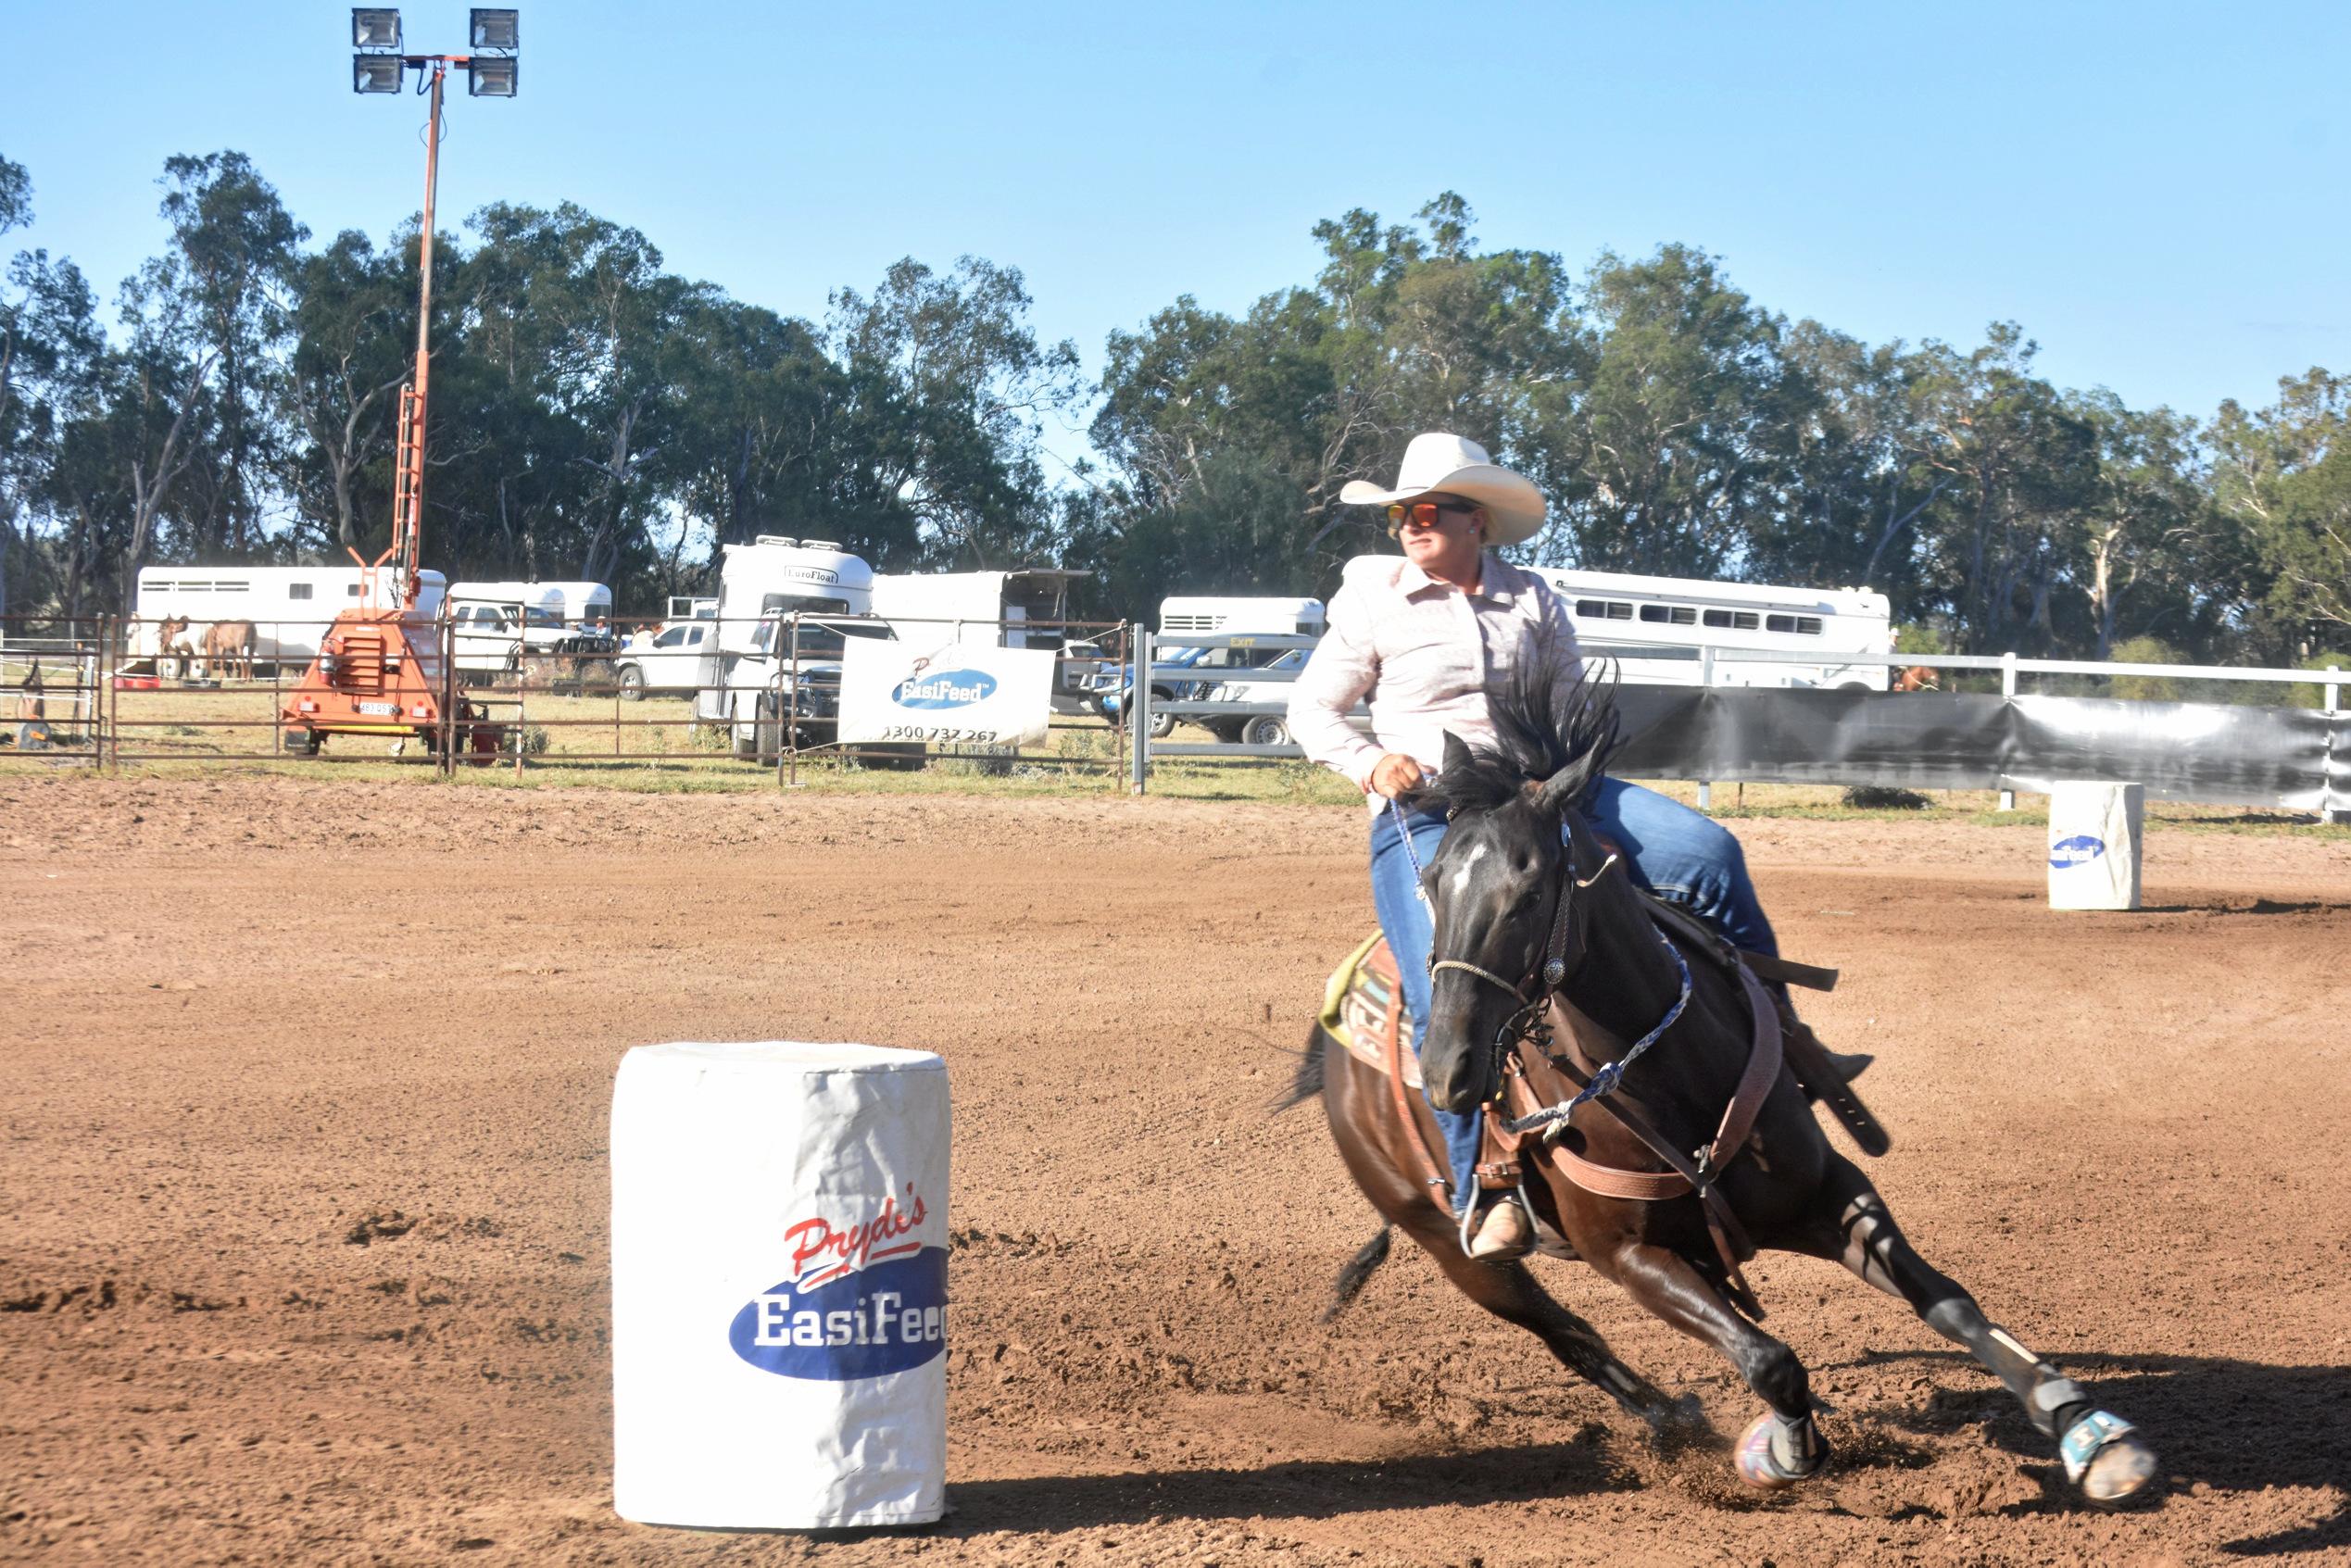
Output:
[
  {"xmin": 753, "ymin": 616, "xmax": 895, "ymax": 659},
  {"xmin": 524, "ymin": 607, "xmax": 564, "ymax": 629}
]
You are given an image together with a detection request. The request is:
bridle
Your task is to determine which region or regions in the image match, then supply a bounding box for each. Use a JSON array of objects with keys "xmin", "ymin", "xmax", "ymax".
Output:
[
  {"xmin": 1427, "ymin": 828, "xmax": 1692, "ymax": 1123},
  {"xmin": 1427, "ymin": 835, "xmax": 1620, "ymax": 1068}
]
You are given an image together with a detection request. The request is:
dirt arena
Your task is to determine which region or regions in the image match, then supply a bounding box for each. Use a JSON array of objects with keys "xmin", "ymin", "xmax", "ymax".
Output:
[{"xmin": 4, "ymin": 776, "xmax": 2347, "ymax": 1566}]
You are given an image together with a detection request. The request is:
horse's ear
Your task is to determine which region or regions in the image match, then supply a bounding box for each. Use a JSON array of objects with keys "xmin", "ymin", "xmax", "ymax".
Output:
[
  {"xmin": 1440, "ymin": 730, "xmax": 1476, "ymax": 778},
  {"xmin": 1533, "ymin": 750, "xmax": 1603, "ymax": 817}
]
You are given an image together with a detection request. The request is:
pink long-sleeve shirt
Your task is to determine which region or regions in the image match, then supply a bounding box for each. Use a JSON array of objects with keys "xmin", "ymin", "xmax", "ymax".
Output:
[{"xmin": 1287, "ymin": 553, "xmax": 1584, "ymax": 805}]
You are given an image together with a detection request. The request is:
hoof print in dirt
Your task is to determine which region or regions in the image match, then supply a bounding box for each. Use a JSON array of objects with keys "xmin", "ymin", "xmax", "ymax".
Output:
[{"xmin": 344, "ymin": 1210, "xmax": 417, "ymax": 1247}]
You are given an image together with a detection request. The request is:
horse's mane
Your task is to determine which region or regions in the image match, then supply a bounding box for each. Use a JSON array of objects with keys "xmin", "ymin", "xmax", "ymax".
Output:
[{"xmin": 1429, "ymin": 658, "xmax": 1622, "ymax": 816}]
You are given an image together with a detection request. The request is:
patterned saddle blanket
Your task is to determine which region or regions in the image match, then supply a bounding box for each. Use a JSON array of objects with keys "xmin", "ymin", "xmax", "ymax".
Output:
[{"xmin": 1317, "ymin": 933, "xmax": 1421, "ymax": 1088}]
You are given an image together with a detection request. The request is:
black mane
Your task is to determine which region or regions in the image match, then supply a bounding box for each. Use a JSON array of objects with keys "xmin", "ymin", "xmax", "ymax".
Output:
[{"xmin": 1428, "ymin": 658, "xmax": 1622, "ymax": 816}]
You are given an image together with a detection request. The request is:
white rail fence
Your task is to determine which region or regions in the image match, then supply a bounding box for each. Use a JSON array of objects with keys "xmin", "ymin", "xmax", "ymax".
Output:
[{"xmin": 1125, "ymin": 631, "xmax": 2346, "ymax": 818}]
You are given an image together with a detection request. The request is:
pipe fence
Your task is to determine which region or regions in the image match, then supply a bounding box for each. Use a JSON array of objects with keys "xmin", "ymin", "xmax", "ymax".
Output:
[
  {"xmin": 9, "ymin": 613, "xmax": 2344, "ymax": 816},
  {"xmin": 3, "ymin": 611, "xmax": 1133, "ymax": 784}
]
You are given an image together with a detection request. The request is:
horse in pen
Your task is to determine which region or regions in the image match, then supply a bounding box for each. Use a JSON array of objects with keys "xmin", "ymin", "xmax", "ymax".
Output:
[
  {"xmin": 1282, "ymin": 667, "xmax": 2160, "ymax": 1508},
  {"xmin": 203, "ymin": 620, "xmax": 257, "ymax": 681}
]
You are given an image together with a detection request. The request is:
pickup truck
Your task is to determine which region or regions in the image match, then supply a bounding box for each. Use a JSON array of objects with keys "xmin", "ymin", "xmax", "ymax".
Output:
[
  {"xmin": 1193, "ymin": 646, "xmax": 1310, "ymax": 746},
  {"xmin": 1084, "ymin": 646, "xmax": 1213, "ymax": 738},
  {"xmin": 611, "ymin": 620, "xmax": 715, "ymax": 698}
]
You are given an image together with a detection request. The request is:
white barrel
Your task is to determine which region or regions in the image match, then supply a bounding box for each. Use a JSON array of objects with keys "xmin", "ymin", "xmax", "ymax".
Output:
[
  {"xmin": 611, "ymin": 1042, "xmax": 949, "ymax": 1529},
  {"xmin": 2047, "ymin": 782, "xmax": 2144, "ymax": 910}
]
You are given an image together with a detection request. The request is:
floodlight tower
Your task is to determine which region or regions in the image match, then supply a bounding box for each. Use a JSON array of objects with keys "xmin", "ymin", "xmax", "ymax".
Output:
[
  {"xmin": 280, "ymin": 10, "xmax": 520, "ymax": 762},
  {"xmin": 349, "ymin": 7, "xmax": 519, "ymax": 608}
]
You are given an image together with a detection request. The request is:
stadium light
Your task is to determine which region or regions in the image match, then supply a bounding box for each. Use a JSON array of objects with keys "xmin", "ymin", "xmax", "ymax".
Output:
[
  {"xmin": 467, "ymin": 56, "xmax": 517, "ymax": 96},
  {"xmin": 352, "ymin": 7, "xmax": 403, "ymax": 50},
  {"xmin": 470, "ymin": 8, "xmax": 519, "ymax": 50},
  {"xmin": 353, "ymin": 54, "xmax": 406, "ymax": 94}
]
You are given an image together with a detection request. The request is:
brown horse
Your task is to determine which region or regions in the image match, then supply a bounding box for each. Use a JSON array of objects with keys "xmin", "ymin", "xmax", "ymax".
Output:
[
  {"xmin": 1285, "ymin": 667, "xmax": 2159, "ymax": 1506},
  {"xmin": 204, "ymin": 620, "xmax": 257, "ymax": 681},
  {"xmin": 155, "ymin": 614, "xmax": 195, "ymax": 675},
  {"xmin": 1893, "ymin": 664, "xmax": 1942, "ymax": 692}
]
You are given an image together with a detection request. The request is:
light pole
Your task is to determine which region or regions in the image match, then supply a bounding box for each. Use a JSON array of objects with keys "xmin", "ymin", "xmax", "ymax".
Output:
[
  {"xmin": 351, "ymin": 8, "xmax": 519, "ymax": 608},
  {"xmin": 275, "ymin": 11, "xmax": 519, "ymax": 764}
]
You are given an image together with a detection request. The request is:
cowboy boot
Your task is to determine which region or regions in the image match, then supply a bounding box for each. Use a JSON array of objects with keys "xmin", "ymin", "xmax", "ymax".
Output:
[
  {"xmin": 1778, "ymin": 1006, "xmax": 1891, "ymax": 1157},
  {"xmin": 1467, "ymin": 1195, "xmax": 1533, "ymax": 1261}
]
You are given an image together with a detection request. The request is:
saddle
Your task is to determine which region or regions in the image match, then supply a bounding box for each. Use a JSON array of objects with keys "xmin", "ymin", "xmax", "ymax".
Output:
[{"xmin": 1316, "ymin": 904, "xmax": 1889, "ymax": 1256}]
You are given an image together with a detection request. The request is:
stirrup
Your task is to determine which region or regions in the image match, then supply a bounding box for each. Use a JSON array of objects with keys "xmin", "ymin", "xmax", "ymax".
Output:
[{"xmin": 1465, "ymin": 1195, "xmax": 1533, "ymax": 1261}]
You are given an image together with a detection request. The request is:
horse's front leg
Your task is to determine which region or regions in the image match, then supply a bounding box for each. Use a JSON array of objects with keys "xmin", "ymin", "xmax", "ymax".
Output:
[
  {"xmin": 1800, "ymin": 1152, "xmax": 2158, "ymax": 1508},
  {"xmin": 1595, "ymin": 1235, "xmax": 1829, "ymax": 1489}
]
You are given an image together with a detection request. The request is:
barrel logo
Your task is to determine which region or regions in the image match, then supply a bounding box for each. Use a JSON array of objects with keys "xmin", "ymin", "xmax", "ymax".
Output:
[
  {"xmin": 728, "ymin": 1184, "xmax": 947, "ymax": 1380},
  {"xmin": 2048, "ymin": 834, "xmax": 2107, "ymax": 867},
  {"xmin": 891, "ymin": 669, "xmax": 997, "ymax": 709}
]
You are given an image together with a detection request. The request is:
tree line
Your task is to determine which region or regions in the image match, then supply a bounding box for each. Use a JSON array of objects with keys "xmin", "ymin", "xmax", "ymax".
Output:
[{"xmin": 2, "ymin": 157, "xmax": 2343, "ymax": 666}]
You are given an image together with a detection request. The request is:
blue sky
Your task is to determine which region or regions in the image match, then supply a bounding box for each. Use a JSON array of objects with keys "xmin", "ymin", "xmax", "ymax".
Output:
[{"xmin": 8, "ymin": 1, "xmax": 2346, "ymax": 481}]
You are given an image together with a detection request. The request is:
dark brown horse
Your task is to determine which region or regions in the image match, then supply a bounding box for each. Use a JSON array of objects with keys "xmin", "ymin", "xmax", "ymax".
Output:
[{"xmin": 1285, "ymin": 668, "xmax": 2158, "ymax": 1506}]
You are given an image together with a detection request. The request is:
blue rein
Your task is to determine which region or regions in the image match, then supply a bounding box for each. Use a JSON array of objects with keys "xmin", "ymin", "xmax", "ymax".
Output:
[{"xmin": 1502, "ymin": 919, "xmax": 1693, "ymax": 1137}]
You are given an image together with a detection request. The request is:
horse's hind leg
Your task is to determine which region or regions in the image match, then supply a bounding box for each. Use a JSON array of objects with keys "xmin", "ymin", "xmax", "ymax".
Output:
[
  {"xmin": 1802, "ymin": 1153, "xmax": 2158, "ymax": 1507},
  {"xmin": 1597, "ymin": 1238, "xmax": 1829, "ymax": 1489},
  {"xmin": 1390, "ymin": 1204, "xmax": 1687, "ymax": 1431}
]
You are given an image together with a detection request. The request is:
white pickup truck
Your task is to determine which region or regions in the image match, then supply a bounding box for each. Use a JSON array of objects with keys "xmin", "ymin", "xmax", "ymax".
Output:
[{"xmin": 611, "ymin": 620, "xmax": 715, "ymax": 698}]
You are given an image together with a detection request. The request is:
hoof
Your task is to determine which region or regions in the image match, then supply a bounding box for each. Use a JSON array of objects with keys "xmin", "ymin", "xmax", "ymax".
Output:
[
  {"xmin": 2083, "ymin": 1436, "xmax": 2159, "ymax": 1506},
  {"xmin": 1735, "ymin": 1411, "xmax": 1829, "ymax": 1491},
  {"xmin": 2061, "ymin": 1411, "xmax": 2159, "ymax": 1509}
]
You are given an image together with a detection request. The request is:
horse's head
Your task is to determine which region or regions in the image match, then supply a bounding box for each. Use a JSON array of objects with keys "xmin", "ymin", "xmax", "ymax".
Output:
[{"xmin": 1416, "ymin": 669, "xmax": 1621, "ymax": 1115}]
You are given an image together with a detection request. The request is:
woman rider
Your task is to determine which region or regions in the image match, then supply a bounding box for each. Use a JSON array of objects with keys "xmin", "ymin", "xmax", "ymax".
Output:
[{"xmin": 1288, "ymin": 433, "xmax": 1785, "ymax": 1261}]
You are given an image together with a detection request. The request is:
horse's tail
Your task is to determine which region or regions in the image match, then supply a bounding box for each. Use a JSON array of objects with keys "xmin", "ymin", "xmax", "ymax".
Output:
[
  {"xmin": 1268, "ymin": 1022, "xmax": 1328, "ymax": 1113},
  {"xmin": 1322, "ymin": 1225, "xmax": 1393, "ymax": 1323},
  {"xmin": 1269, "ymin": 1023, "xmax": 1395, "ymax": 1318}
]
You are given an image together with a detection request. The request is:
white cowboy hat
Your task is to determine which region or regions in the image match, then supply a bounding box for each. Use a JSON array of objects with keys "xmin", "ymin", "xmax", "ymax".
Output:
[{"xmin": 1339, "ymin": 432, "xmax": 1547, "ymax": 547}]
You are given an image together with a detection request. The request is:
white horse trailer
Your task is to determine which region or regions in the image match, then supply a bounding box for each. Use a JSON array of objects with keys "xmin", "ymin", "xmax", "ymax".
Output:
[
  {"xmin": 872, "ymin": 569, "xmax": 1095, "ymax": 709},
  {"xmin": 1158, "ymin": 596, "xmax": 1326, "ymax": 639},
  {"xmin": 446, "ymin": 579, "xmax": 616, "ymax": 675},
  {"xmin": 693, "ymin": 537, "xmax": 880, "ymax": 745},
  {"xmin": 1528, "ymin": 569, "xmax": 1892, "ymax": 690},
  {"xmin": 131, "ymin": 566, "xmax": 446, "ymax": 674},
  {"xmin": 452, "ymin": 578, "xmax": 612, "ymax": 628}
]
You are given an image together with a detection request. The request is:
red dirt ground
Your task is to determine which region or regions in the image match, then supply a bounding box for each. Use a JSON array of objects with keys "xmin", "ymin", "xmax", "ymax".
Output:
[{"xmin": 4, "ymin": 776, "xmax": 2347, "ymax": 1566}]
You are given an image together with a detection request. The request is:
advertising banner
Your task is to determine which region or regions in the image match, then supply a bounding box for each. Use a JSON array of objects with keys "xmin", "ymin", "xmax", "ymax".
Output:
[
  {"xmin": 1607, "ymin": 689, "xmax": 2340, "ymax": 810},
  {"xmin": 837, "ymin": 638, "xmax": 1056, "ymax": 748}
]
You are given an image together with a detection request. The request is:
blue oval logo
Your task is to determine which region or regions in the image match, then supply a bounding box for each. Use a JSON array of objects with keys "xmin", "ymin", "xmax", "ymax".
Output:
[
  {"xmin": 891, "ymin": 669, "xmax": 997, "ymax": 709},
  {"xmin": 727, "ymin": 1248, "xmax": 948, "ymax": 1380},
  {"xmin": 2049, "ymin": 834, "xmax": 2106, "ymax": 868}
]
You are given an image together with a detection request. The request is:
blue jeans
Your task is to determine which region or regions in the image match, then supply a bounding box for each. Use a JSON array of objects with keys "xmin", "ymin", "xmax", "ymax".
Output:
[{"xmin": 1367, "ymin": 779, "xmax": 1778, "ymax": 1211}]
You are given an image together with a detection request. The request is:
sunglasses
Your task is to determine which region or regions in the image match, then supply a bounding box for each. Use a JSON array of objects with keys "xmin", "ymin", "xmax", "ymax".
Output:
[{"xmin": 1385, "ymin": 501, "xmax": 1479, "ymax": 534}]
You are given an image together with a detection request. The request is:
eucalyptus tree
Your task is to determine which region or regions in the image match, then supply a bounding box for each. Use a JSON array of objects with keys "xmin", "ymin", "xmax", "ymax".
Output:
[
  {"xmin": 1748, "ymin": 323, "xmax": 1954, "ymax": 608},
  {"xmin": 1550, "ymin": 244, "xmax": 1810, "ymax": 580},
  {"xmin": 2068, "ymin": 391, "xmax": 2236, "ymax": 659},
  {"xmin": 2210, "ymin": 369, "xmax": 2349, "ymax": 657},
  {"xmin": 1091, "ymin": 194, "xmax": 1583, "ymax": 601},
  {"xmin": 1901, "ymin": 326, "xmax": 2098, "ymax": 652},
  {"xmin": 283, "ymin": 230, "xmax": 412, "ymax": 557},
  {"xmin": 4, "ymin": 248, "xmax": 107, "ymax": 617},
  {"xmin": 143, "ymin": 153, "xmax": 307, "ymax": 559},
  {"xmin": 829, "ymin": 256, "xmax": 1082, "ymax": 570},
  {"xmin": 0, "ymin": 152, "xmax": 37, "ymax": 616}
]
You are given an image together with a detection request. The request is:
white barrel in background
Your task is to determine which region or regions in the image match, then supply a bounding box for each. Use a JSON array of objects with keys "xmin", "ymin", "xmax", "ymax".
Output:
[
  {"xmin": 2047, "ymin": 782, "xmax": 2144, "ymax": 910},
  {"xmin": 611, "ymin": 1042, "xmax": 949, "ymax": 1530}
]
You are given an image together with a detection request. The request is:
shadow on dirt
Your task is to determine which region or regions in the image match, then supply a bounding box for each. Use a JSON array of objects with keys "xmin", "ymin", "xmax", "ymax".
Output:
[
  {"xmin": 1834, "ymin": 1347, "xmax": 2351, "ymax": 1556},
  {"xmin": 944, "ymin": 1432, "xmax": 1640, "ymax": 1534},
  {"xmin": 928, "ymin": 1349, "xmax": 2345, "ymax": 1548},
  {"xmin": 2134, "ymin": 896, "xmax": 2351, "ymax": 916}
]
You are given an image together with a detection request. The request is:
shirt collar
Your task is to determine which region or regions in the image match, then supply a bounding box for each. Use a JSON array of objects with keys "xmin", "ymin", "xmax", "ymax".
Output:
[{"xmin": 1400, "ymin": 551, "xmax": 1520, "ymax": 606}]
